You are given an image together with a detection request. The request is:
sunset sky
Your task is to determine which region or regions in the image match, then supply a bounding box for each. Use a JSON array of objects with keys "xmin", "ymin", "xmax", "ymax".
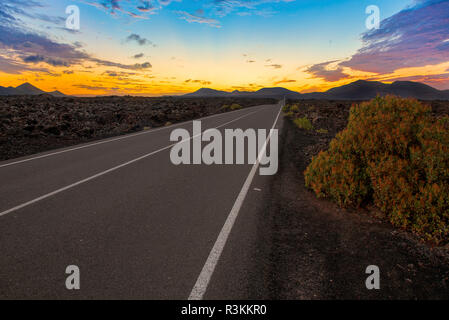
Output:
[{"xmin": 0, "ymin": 0, "xmax": 448, "ymax": 96}]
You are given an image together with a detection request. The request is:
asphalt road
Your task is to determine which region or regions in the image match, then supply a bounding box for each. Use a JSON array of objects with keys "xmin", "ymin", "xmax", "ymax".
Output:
[{"xmin": 0, "ymin": 103, "xmax": 283, "ymax": 299}]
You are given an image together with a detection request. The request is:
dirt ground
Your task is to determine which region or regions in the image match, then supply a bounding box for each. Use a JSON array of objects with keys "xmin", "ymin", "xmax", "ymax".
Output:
[
  {"xmin": 0, "ymin": 96, "xmax": 275, "ymax": 161},
  {"xmin": 260, "ymin": 111, "xmax": 449, "ymax": 300}
]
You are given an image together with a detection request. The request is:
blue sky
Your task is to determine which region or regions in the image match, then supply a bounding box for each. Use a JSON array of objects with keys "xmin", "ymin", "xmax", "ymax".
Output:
[{"xmin": 0, "ymin": 0, "xmax": 448, "ymax": 95}]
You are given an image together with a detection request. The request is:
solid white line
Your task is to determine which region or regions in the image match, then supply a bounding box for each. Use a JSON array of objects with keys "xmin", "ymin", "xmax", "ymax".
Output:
[
  {"xmin": 0, "ymin": 110, "xmax": 261, "ymax": 218},
  {"xmin": 0, "ymin": 105, "xmax": 266, "ymax": 169},
  {"xmin": 188, "ymin": 104, "xmax": 283, "ymax": 300}
]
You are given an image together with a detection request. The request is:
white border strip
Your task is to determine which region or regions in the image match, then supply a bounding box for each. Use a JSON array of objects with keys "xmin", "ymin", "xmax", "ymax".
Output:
[
  {"xmin": 0, "ymin": 110, "xmax": 260, "ymax": 218},
  {"xmin": 188, "ymin": 104, "xmax": 283, "ymax": 300},
  {"xmin": 0, "ymin": 105, "xmax": 263, "ymax": 169}
]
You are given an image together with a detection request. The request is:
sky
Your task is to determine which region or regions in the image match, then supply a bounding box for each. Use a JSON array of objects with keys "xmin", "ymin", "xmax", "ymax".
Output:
[{"xmin": 0, "ymin": 0, "xmax": 448, "ymax": 96}]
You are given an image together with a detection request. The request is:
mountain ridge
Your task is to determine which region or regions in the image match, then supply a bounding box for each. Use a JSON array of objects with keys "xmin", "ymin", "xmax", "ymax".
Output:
[
  {"xmin": 0, "ymin": 82, "xmax": 67, "ymax": 97},
  {"xmin": 1, "ymin": 80, "xmax": 448, "ymax": 100},
  {"xmin": 183, "ymin": 80, "xmax": 449, "ymax": 100}
]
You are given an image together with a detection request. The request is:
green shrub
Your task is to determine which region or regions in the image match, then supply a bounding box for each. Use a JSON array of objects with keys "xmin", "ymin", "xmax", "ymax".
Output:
[
  {"xmin": 290, "ymin": 104, "xmax": 300, "ymax": 112},
  {"xmin": 304, "ymin": 96, "xmax": 449, "ymax": 244},
  {"xmin": 294, "ymin": 117, "xmax": 313, "ymax": 130},
  {"xmin": 221, "ymin": 103, "xmax": 242, "ymax": 111},
  {"xmin": 283, "ymin": 104, "xmax": 299, "ymax": 113},
  {"xmin": 316, "ymin": 128, "xmax": 328, "ymax": 134}
]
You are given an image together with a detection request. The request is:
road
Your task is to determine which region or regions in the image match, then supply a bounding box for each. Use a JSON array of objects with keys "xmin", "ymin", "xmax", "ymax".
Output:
[{"xmin": 0, "ymin": 103, "xmax": 283, "ymax": 299}]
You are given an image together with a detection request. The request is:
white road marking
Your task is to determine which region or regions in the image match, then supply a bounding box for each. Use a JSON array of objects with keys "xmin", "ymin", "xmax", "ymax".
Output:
[
  {"xmin": 0, "ymin": 110, "xmax": 261, "ymax": 218},
  {"xmin": 188, "ymin": 104, "xmax": 283, "ymax": 300},
  {"xmin": 0, "ymin": 105, "xmax": 265, "ymax": 169}
]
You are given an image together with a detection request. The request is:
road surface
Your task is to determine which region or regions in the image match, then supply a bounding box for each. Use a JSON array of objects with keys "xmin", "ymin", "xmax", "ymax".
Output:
[{"xmin": 0, "ymin": 103, "xmax": 283, "ymax": 299}]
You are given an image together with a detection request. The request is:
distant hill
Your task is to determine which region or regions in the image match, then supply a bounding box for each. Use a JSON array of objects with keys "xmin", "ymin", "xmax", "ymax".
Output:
[
  {"xmin": 0, "ymin": 83, "xmax": 67, "ymax": 97},
  {"xmin": 2, "ymin": 80, "xmax": 448, "ymax": 100},
  {"xmin": 183, "ymin": 88, "xmax": 230, "ymax": 97},
  {"xmin": 252, "ymin": 87, "xmax": 301, "ymax": 98},
  {"xmin": 310, "ymin": 80, "xmax": 448, "ymax": 100},
  {"xmin": 183, "ymin": 80, "xmax": 449, "ymax": 100},
  {"xmin": 184, "ymin": 86, "xmax": 302, "ymax": 99},
  {"xmin": 48, "ymin": 90, "xmax": 66, "ymax": 98}
]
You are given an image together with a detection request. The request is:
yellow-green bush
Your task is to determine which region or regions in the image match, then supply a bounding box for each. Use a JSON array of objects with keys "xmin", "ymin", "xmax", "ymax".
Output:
[
  {"xmin": 294, "ymin": 117, "xmax": 313, "ymax": 130},
  {"xmin": 290, "ymin": 104, "xmax": 300, "ymax": 112},
  {"xmin": 283, "ymin": 104, "xmax": 300, "ymax": 113},
  {"xmin": 221, "ymin": 103, "xmax": 242, "ymax": 111},
  {"xmin": 304, "ymin": 96, "xmax": 449, "ymax": 244}
]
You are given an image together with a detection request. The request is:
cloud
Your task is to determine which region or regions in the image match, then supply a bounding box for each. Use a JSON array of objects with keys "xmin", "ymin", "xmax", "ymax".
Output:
[
  {"xmin": 133, "ymin": 53, "xmax": 145, "ymax": 59},
  {"xmin": 125, "ymin": 34, "xmax": 156, "ymax": 46},
  {"xmin": 73, "ymin": 41, "xmax": 84, "ymax": 48},
  {"xmin": 73, "ymin": 84, "xmax": 119, "ymax": 91},
  {"xmin": 0, "ymin": 0, "xmax": 63, "ymax": 26},
  {"xmin": 83, "ymin": 0, "xmax": 293, "ymax": 23},
  {"xmin": 137, "ymin": 1, "xmax": 156, "ymax": 12},
  {"xmin": 0, "ymin": 25, "xmax": 152, "ymax": 72},
  {"xmin": 127, "ymin": 12, "xmax": 150, "ymax": 19},
  {"xmin": 91, "ymin": 58, "xmax": 152, "ymax": 70},
  {"xmin": 102, "ymin": 70, "xmax": 138, "ymax": 80},
  {"xmin": 0, "ymin": 0, "xmax": 152, "ymax": 74},
  {"xmin": 184, "ymin": 79, "xmax": 212, "ymax": 85},
  {"xmin": 265, "ymin": 63, "xmax": 282, "ymax": 69},
  {"xmin": 247, "ymin": 60, "xmax": 256, "ymax": 63},
  {"xmin": 274, "ymin": 78, "xmax": 296, "ymax": 85},
  {"xmin": 159, "ymin": 0, "xmax": 182, "ymax": 6},
  {"xmin": 33, "ymin": 13, "xmax": 65, "ymax": 24},
  {"xmin": 211, "ymin": 0, "xmax": 294, "ymax": 17},
  {"xmin": 0, "ymin": 55, "xmax": 50, "ymax": 74},
  {"xmin": 99, "ymin": 0, "xmax": 122, "ymax": 13},
  {"xmin": 0, "ymin": 1, "xmax": 133, "ymax": 75},
  {"xmin": 305, "ymin": 60, "xmax": 349, "ymax": 82},
  {"xmin": 22, "ymin": 55, "xmax": 70, "ymax": 67},
  {"xmin": 0, "ymin": 25, "xmax": 90, "ymax": 63},
  {"xmin": 302, "ymin": 0, "xmax": 449, "ymax": 89},
  {"xmin": 175, "ymin": 11, "xmax": 221, "ymax": 28},
  {"xmin": 341, "ymin": 0, "xmax": 449, "ymax": 74},
  {"xmin": 84, "ymin": 0, "xmax": 152, "ymax": 19},
  {"xmin": 237, "ymin": 8, "xmax": 278, "ymax": 17}
]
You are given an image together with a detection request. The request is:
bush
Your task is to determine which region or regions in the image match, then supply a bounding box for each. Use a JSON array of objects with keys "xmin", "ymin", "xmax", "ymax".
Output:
[
  {"xmin": 316, "ymin": 128, "xmax": 328, "ymax": 134},
  {"xmin": 221, "ymin": 103, "xmax": 242, "ymax": 111},
  {"xmin": 294, "ymin": 117, "xmax": 313, "ymax": 130},
  {"xmin": 304, "ymin": 96, "xmax": 449, "ymax": 244},
  {"xmin": 283, "ymin": 104, "xmax": 300, "ymax": 113},
  {"xmin": 290, "ymin": 104, "xmax": 300, "ymax": 112}
]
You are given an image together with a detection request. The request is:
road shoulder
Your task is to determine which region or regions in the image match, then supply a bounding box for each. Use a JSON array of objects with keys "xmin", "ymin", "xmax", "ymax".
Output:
[{"xmin": 262, "ymin": 118, "xmax": 449, "ymax": 299}]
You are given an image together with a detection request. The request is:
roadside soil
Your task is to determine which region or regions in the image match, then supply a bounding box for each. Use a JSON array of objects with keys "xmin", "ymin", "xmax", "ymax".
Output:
[
  {"xmin": 259, "ymin": 105, "xmax": 449, "ymax": 299},
  {"xmin": 0, "ymin": 96, "xmax": 275, "ymax": 161}
]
